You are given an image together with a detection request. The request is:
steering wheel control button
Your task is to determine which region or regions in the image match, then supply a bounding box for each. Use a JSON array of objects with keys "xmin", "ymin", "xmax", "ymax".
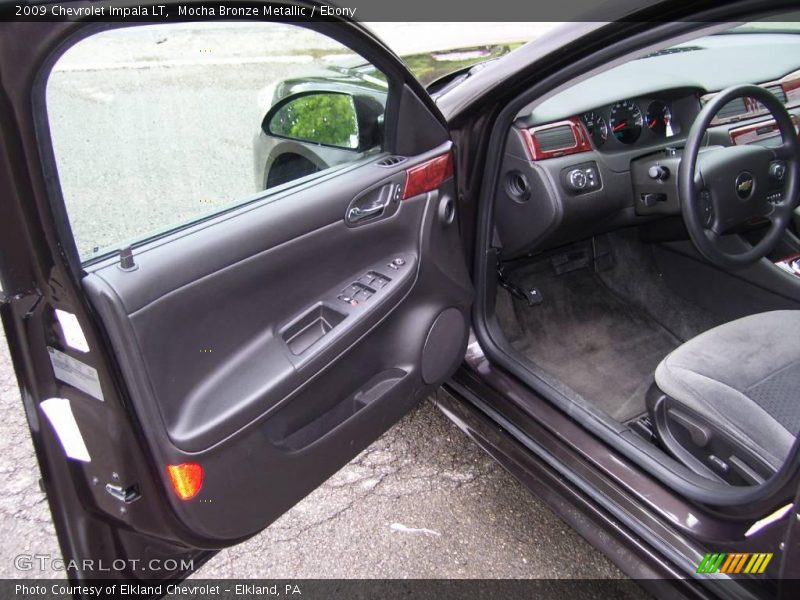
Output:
[
  {"xmin": 767, "ymin": 191, "xmax": 783, "ymax": 204},
  {"xmin": 648, "ymin": 165, "xmax": 670, "ymax": 181},
  {"xmin": 769, "ymin": 162, "xmax": 786, "ymax": 183},
  {"xmin": 699, "ymin": 190, "xmax": 714, "ymax": 227}
]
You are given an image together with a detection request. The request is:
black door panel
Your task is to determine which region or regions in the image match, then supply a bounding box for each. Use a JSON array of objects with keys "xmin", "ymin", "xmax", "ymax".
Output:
[
  {"xmin": 1, "ymin": 14, "xmax": 471, "ymax": 580},
  {"xmin": 81, "ymin": 146, "xmax": 472, "ymax": 541},
  {"xmin": 86, "ymin": 168, "xmax": 420, "ymax": 453}
]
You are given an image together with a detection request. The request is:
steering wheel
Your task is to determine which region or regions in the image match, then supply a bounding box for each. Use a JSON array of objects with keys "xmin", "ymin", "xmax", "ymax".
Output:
[{"xmin": 679, "ymin": 84, "xmax": 799, "ymax": 269}]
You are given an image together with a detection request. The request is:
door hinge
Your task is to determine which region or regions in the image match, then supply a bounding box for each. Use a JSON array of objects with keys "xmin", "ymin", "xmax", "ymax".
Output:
[{"xmin": 4, "ymin": 290, "xmax": 44, "ymax": 320}]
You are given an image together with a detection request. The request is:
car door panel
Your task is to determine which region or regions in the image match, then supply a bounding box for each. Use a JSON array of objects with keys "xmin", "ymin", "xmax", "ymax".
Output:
[
  {"xmin": 81, "ymin": 144, "xmax": 471, "ymax": 541},
  {"xmin": 86, "ymin": 165, "xmax": 418, "ymax": 452},
  {"xmin": 0, "ymin": 14, "xmax": 472, "ymax": 579}
]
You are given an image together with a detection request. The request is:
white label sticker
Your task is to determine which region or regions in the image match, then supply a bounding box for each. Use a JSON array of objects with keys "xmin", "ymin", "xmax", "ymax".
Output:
[
  {"xmin": 47, "ymin": 347, "xmax": 104, "ymax": 402},
  {"xmin": 55, "ymin": 309, "xmax": 90, "ymax": 353},
  {"xmin": 40, "ymin": 398, "xmax": 91, "ymax": 463}
]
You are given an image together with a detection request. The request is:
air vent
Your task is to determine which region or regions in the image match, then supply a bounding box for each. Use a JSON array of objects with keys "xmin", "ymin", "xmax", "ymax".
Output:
[
  {"xmin": 716, "ymin": 97, "xmax": 748, "ymax": 121},
  {"xmin": 641, "ymin": 46, "xmax": 704, "ymax": 59},
  {"xmin": 534, "ymin": 126, "xmax": 576, "ymax": 152},
  {"xmin": 375, "ymin": 155, "xmax": 407, "ymax": 167},
  {"xmin": 523, "ymin": 118, "xmax": 591, "ymax": 161},
  {"xmin": 706, "ymin": 82, "xmax": 791, "ymax": 126},
  {"xmin": 765, "ymin": 84, "xmax": 788, "ymax": 104}
]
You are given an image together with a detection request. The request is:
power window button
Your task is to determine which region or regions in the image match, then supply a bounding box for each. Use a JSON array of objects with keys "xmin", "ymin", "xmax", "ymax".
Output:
[
  {"xmin": 355, "ymin": 289, "xmax": 374, "ymax": 302},
  {"xmin": 343, "ymin": 284, "xmax": 361, "ymax": 297},
  {"xmin": 371, "ymin": 274, "xmax": 390, "ymax": 288}
]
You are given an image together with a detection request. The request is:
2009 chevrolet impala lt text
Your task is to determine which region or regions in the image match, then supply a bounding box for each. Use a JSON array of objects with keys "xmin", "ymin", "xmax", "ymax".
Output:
[{"xmin": 1, "ymin": 0, "xmax": 800, "ymax": 598}]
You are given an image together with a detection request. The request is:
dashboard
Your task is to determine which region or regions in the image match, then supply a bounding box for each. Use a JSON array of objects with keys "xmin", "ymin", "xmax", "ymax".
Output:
[{"xmin": 494, "ymin": 32, "xmax": 800, "ymax": 258}]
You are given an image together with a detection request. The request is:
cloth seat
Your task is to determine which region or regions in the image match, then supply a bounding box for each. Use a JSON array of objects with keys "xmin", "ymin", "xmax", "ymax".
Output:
[{"xmin": 654, "ymin": 310, "xmax": 800, "ymax": 470}]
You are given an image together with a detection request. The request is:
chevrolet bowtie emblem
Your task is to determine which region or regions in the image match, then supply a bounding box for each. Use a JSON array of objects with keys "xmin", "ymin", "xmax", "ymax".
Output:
[{"xmin": 735, "ymin": 172, "xmax": 755, "ymax": 199}]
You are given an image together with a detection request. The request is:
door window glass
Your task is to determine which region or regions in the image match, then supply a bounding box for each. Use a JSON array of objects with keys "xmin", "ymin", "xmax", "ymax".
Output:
[{"xmin": 46, "ymin": 22, "xmax": 387, "ymax": 261}]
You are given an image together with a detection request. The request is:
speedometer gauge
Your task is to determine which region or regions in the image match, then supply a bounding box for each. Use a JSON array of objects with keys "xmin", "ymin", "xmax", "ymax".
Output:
[
  {"xmin": 609, "ymin": 100, "xmax": 643, "ymax": 144},
  {"xmin": 581, "ymin": 112, "xmax": 608, "ymax": 147}
]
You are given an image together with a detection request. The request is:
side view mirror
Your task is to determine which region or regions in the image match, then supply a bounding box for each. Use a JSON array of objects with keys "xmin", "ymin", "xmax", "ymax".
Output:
[{"xmin": 264, "ymin": 91, "xmax": 384, "ymax": 152}]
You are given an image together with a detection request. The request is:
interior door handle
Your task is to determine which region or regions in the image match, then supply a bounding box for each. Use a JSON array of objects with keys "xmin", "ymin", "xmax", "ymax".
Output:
[
  {"xmin": 346, "ymin": 182, "xmax": 400, "ymax": 226},
  {"xmin": 348, "ymin": 203, "xmax": 385, "ymax": 223}
]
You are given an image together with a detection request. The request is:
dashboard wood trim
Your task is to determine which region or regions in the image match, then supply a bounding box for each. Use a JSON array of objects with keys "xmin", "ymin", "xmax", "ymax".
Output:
[
  {"xmin": 729, "ymin": 114, "xmax": 799, "ymax": 145},
  {"xmin": 520, "ymin": 117, "xmax": 592, "ymax": 161}
]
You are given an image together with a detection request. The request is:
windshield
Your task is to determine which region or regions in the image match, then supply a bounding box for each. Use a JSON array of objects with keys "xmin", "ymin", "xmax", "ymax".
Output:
[
  {"xmin": 364, "ymin": 20, "xmax": 800, "ymax": 86},
  {"xmin": 364, "ymin": 22, "xmax": 562, "ymax": 85},
  {"xmin": 724, "ymin": 19, "xmax": 800, "ymax": 35}
]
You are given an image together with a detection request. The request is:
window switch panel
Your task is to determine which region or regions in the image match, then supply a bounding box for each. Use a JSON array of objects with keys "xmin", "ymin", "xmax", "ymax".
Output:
[{"xmin": 340, "ymin": 281, "xmax": 376, "ymax": 305}]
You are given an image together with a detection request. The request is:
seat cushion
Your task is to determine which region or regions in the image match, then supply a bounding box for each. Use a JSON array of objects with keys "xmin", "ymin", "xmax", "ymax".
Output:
[{"xmin": 655, "ymin": 310, "xmax": 800, "ymax": 469}]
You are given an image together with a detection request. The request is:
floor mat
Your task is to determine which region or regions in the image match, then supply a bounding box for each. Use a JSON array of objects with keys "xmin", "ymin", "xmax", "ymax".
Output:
[
  {"xmin": 504, "ymin": 267, "xmax": 682, "ymax": 422},
  {"xmin": 596, "ymin": 228, "xmax": 722, "ymax": 341}
]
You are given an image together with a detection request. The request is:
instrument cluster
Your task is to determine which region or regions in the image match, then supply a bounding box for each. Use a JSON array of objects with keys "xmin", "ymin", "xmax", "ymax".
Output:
[{"xmin": 580, "ymin": 98, "xmax": 679, "ymax": 149}]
